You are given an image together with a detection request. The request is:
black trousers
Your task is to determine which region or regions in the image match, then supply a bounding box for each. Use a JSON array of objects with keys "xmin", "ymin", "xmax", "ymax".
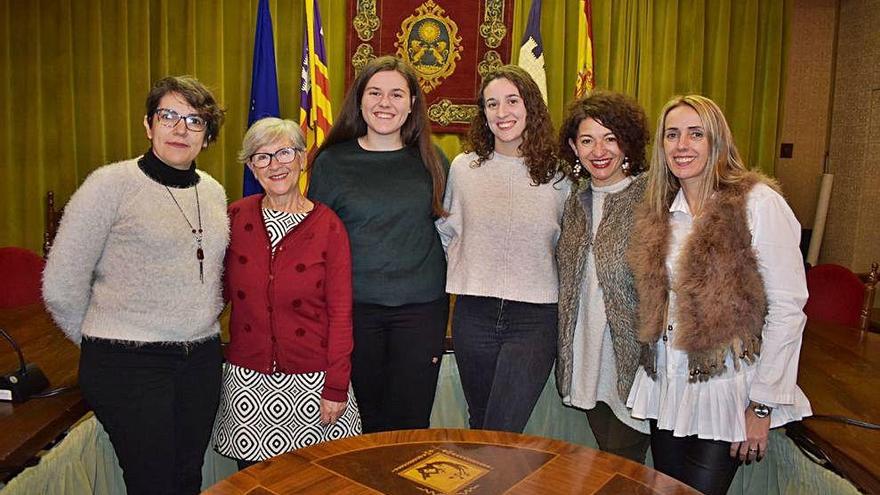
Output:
[
  {"xmin": 351, "ymin": 295, "xmax": 448, "ymax": 433},
  {"xmin": 79, "ymin": 336, "xmax": 222, "ymax": 495},
  {"xmin": 650, "ymin": 421, "xmax": 741, "ymax": 495},
  {"xmin": 585, "ymin": 402, "xmax": 650, "ymax": 463}
]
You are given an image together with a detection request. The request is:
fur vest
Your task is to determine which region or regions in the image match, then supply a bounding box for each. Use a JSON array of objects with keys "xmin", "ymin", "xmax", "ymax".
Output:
[
  {"xmin": 628, "ymin": 172, "xmax": 771, "ymax": 381},
  {"xmin": 556, "ymin": 174, "xmax": 647, "ymax": 400}
]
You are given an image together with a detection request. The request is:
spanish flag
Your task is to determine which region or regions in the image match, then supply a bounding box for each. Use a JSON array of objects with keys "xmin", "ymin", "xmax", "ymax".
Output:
[
  {"xmin": 574, "ymin": 0, "xmax": 595, "ymax": 98},
  {"xmin": 299, "ymin": 0, "xmax": 332, "ymax": 194}
]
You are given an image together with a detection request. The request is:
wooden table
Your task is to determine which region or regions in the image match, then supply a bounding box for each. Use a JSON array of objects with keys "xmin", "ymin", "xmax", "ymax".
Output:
[
  {"xmin": 205, "ymin": 428, "xmax": 698, "ymax": 494},
  {"xmin": 0, "ymin": 304, "xmax": 86, "ymax": 473},
  {"xmin": 797, "ymin": 320, "xmax": 880, "ymax": 493}
]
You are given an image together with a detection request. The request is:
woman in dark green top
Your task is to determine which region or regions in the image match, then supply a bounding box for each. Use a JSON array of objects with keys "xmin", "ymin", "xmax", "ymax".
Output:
[{"xmin": 308, "ymin": 55, "xmax": 448, "ymax": 433}]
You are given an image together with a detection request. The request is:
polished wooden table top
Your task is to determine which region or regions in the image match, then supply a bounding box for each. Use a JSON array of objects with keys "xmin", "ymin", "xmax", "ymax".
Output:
[
  {"xmin": 0, "ymin": 304, "xmax": 86, "ymax": 471},
  {"xmin": 798, "ymin": 320, "xmax": 880, "ymax": 493},
  {"xmin": 205, "ymin": 428, "xmax": 698, "ymax": 494}
]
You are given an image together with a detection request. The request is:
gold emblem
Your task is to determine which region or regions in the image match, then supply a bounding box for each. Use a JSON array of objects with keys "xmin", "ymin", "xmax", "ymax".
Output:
[
  {"xmin": 428, "ymin": 100, "xmax": 479, "ymax": 126},
  {"xmin": 479, "ymin": 0, "xmax": 507, "ymax": 48},
  {"xmin": 351, "ymin": 43, "xmax": 376, "ymax": 77},
  {"xmin": 353, "ymin": 0, "xmax": 380, "ymax": 41},
  {"xmin": 478, "ymin": 50, "xmax": 503, "ymax": 78},
  {"xmin": 395, "ymin": 0, "xmax": 463, "ymax": 93},
  {"xmin": 394, "ymin": 449, "xmax": 490, "ymax": 494}
]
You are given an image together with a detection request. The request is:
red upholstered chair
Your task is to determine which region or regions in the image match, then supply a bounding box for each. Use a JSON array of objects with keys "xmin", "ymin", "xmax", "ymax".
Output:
[
  {"xmin": 804, "ymin": 263, "xmax": 878, "ymax": 330},
  {"xmin": 0, "ymin": 247, "xmax": 46, "ymax": 308}
]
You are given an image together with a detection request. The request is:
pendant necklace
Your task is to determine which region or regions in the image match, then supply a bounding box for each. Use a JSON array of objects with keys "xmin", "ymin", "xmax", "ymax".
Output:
[{"xmin": 165, "ymin": 185, "xmax": 204, "ymax": 283}]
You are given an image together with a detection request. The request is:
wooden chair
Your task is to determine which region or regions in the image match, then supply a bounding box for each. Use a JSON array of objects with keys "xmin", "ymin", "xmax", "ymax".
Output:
[
  {"xmin": 0, "ymin": 247, "xmax": 45, "ymax": 308},
  {"xmin": 805, "ymin": 262, "xmax": 879, "ymax": 332},
  {"xmin": 43, "ymin": 191, "xmax": 64, "ymax": 258}
]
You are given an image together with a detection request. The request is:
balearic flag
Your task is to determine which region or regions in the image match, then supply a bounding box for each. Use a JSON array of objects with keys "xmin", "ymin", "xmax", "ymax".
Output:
[
  {"xmin": 299, "ymin": 0, "xmax": 333, "ymax": 194},
  {"xmin": 574, "ymin": 0, "xmax": 596, "ymax": 98},
  {"xmin": 244, "ymin": 0, "xmax": 281, "ymax": 196},
  {"xmin": 517, "ymin": 0, "xmax": 547, "ymax": 103}
]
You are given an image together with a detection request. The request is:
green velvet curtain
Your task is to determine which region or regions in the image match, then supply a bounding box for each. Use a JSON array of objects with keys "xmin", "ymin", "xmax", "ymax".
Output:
[{"xmin": 0, "ymin": 0, "xmax": 788, "ymax": 253}]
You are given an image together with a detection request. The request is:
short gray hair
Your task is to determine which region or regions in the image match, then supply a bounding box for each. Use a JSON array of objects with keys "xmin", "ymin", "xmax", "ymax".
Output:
[{"xmin": 238, "ymin": 117, "xmax": 306, "ymax": 163}]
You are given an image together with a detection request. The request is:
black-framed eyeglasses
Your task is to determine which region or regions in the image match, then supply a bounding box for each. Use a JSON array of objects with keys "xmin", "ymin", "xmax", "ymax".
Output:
[
  {"xmin": 248, "ymin": 147, "xmax": 304, "ymax": 169},
  {"xmin": 154, "ymin": 108, "xmax": 208, "ymax": 132}
]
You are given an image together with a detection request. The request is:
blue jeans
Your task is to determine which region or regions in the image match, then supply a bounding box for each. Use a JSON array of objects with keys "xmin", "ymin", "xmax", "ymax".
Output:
[{"xmin": 452, "ymin": 295, "xmax": 558, "ymax": 432}]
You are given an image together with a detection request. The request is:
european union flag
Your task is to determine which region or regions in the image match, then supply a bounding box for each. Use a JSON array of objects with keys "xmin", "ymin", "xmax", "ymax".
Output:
[{"xmin": 244, "ymin": 0, "xmax": 280, "ymax": 196}]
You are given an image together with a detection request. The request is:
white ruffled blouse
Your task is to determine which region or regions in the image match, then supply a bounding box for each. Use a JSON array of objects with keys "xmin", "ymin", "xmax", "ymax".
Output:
[{"xmin": 626, "ymin": 183, "xmax": 812, "ymax": 442}]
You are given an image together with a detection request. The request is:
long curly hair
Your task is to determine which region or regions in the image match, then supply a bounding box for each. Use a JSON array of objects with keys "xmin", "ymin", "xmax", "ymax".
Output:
[
  {"xmin": 313, "ymin": 55, "xmax": 446, "ymax": 217},
  {"xmin": 465, "ymin": 65, "xmax": 557, "ymax": 185},
  {"xmin": 558, "ymin": 91, "xmax": 649, "ymax": 182}
]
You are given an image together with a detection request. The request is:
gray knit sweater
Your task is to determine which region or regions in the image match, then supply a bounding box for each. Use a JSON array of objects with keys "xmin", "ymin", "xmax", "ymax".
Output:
[
  {"xmin": 436, "ymin": 152, "xmax": 570, "ymax": 304},
  {"xmin": 43, "ymin": 158, "xmax": 229, "ymax": 344}
]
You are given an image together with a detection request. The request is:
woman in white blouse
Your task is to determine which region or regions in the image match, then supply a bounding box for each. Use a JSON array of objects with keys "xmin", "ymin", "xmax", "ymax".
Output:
[{"xmin": 626, "ymin": 95, "xmax": 811, "ymax": 495}]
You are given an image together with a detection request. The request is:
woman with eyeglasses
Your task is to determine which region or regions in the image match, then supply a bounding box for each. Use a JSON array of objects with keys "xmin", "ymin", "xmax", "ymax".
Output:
[
  {"xmin": 43, "ymin": 75, "xmax": 228, "ymax": 495},
  {"xmin": 213, "ymin": 117, "xmax": 361, "ymax": 469}
]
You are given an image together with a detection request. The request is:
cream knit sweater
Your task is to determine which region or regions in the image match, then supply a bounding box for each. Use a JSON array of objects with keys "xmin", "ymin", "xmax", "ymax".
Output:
[
  {"xmin": 43, "ymin": 158, "xmax": 229, "ymax": 344},
  {"xmin": 436, "ymin": 151, "xmax": 569, "ymax": 304}
]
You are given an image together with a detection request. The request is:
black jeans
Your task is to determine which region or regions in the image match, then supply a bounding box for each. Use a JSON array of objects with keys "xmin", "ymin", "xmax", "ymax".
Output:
[
  {"xmin": 79, "ymin": 336, "xmax": 222, "ymax": 495},
  {"xmin": 351, "ymin": 295, "xmax": 449, "ymax": 433},
  {"xmin": 453, "ymin": 295, "xmax": 557, "ymax": 433},
  {"xmin": 650, "ymin": 421, "xmax": 741, "ymax": 495}
]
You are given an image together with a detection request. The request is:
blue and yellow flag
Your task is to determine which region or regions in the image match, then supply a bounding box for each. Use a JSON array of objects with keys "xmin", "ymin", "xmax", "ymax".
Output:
[{"xmin": 244, "ymin": 0, "xmax": 280, "ymax": 196}]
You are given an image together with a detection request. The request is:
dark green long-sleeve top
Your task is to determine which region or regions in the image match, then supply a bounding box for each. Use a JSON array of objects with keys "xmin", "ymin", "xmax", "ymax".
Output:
[{"xmin": 308, "ymin": 139, "xmax": 447, "ymax": 306}]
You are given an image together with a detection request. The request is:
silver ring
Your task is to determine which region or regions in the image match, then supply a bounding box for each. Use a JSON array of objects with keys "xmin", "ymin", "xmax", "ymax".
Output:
[{"xmin": 748, "ymin": 448, "xmax": 758, "ymax": 452}]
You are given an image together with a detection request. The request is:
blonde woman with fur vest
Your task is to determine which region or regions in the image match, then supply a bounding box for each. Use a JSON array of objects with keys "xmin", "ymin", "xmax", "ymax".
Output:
[
  {"xmin": 626, "ymin": 95, "xmax": 811, "ymax": 495},
  {"xmin": 555, "ymin": 92, "xmax": 651, "ymax": 463}
]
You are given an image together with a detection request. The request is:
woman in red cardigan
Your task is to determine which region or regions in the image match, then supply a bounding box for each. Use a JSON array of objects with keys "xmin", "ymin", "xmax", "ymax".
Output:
[{"xmin": 212, "ymin": 117, "xmax": 361, "ymax": 469}]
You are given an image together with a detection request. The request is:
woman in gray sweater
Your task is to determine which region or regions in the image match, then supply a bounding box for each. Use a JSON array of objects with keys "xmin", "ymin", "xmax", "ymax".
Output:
[
  {"xmin": 555, "ymin": 91, "xmax": 651, "ymax": 463},
  {"xmin": 43, "ymin": 76, "xmax": 227, "ymax": 495},
  {"xmin": 436, "ymin": 65, "xmax": 569, "ymax": 433}
]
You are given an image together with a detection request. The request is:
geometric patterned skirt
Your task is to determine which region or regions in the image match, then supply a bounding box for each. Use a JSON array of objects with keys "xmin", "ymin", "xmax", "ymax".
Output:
[{"xmin": 212, "ymin": 363, "xmax": 362, "ymax": 462}]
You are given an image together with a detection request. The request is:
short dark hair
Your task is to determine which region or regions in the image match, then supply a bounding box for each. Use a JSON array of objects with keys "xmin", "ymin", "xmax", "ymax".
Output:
[
  {"xmin": 558, "ymin": 91, "xmax": 649, "ymax": 181},
  {"xmin": 145, "ymin": 75, "xmax": 226, "ymax": 144}
]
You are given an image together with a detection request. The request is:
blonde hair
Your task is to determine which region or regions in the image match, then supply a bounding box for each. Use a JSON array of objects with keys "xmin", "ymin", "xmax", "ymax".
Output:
[
  {"xmin": 238, "ymin": 117, "xmax": 305, "ymax": 164},
  {"xmin": 645, "ymin": 95, "xmax": 750, "ymax": 216}
]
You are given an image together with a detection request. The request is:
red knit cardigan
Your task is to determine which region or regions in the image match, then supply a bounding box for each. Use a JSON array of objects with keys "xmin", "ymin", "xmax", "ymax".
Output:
[{"xmin": 224, "ymin": 195, "xmax": 353, "ymax": 402}]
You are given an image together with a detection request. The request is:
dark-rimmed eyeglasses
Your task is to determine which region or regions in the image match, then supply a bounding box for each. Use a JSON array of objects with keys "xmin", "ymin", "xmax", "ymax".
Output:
[
  {"xmin": 154, "ymin": 108, "xmax": 208, "ymax": 132},
  {"xmin": 248, "ymin": 147, "xmax": 304, "ymax": 169}
]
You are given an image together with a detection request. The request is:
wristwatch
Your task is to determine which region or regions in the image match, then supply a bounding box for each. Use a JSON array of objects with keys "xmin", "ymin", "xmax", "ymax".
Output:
[{"xmin": 751, "ymin": 402, "xmax": 773, "ymax": 419}]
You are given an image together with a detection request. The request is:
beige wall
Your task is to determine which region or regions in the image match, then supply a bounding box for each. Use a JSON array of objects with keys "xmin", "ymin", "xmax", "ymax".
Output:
[
  {"xmin": 776, "ymin": 0, "xmax": 836, "ymax": 229},
  {"xmin": 822, "ymin": 0, "xmax": 880, "ymax": 271}
]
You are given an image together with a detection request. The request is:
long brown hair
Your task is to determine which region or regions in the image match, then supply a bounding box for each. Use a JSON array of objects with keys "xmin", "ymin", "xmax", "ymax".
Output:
[
  {"xmin": 313, "ymin": 55, "xmax": 446, "ymax": 216},
  {"xmin": 465, "ymin": 65, "xmax": 557, "ymax": 185},
  {"xmin": 645, "ymin": 95, "xmax": 753, "ymax": 216}
]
